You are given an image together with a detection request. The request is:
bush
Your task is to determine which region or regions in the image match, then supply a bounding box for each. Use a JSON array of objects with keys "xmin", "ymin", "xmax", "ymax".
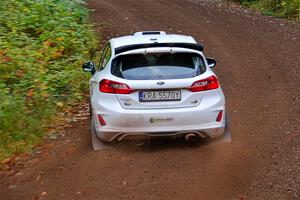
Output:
[
  {"xmin": 231, "ymin": 0, "xmax": 300, "ymax": 20},
  {"xmin": 0, "ymin": 0, "xmax": 97, "ymax": 161},
  {"xmin": 260, "ymin": 0, "xmax": 300, "ymax": 19}
]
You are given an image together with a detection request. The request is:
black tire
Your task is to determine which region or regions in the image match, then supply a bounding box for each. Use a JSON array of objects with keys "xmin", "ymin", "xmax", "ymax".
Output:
[
  {"xmin": 89, "ymin": 97, "xmax": 92, "ymax": 120},
  {"xmin": 90, "ymin": 113, "xmax": 112, "ymax": 148}
]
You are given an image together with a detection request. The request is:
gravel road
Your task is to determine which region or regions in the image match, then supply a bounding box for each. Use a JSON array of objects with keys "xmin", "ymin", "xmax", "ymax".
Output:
[{"xmin": 1, "ymin": 0, "xmax": 300, "ymax": 199}]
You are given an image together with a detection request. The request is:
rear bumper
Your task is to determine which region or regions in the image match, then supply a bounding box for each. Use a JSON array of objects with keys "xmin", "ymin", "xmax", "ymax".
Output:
[
  {"xmin": 92, "ymin": 93, "xmax": 225, "ymax": 142},
  {"xmin": 95, "ymin": 126, "xmax": 225, "ymax": 142},
  {"xmin": 90, "ymin": 82, "xmax": 226, "ymax": 141}
]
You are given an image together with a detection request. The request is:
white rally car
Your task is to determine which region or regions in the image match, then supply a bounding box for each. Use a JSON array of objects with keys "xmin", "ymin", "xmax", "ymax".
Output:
[{"xmin": 82, "ymin": 31, "xmax": 226, "ymax": 147}]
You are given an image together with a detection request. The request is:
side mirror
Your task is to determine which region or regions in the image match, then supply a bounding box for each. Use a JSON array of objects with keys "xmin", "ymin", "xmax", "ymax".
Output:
[
  {"xmin": 82, "ymin": 61, "xmax": 96, "ymax": 74},
  {"xmin": 206, "ymin": 57, "xmax": 216, "ymax": 68}
]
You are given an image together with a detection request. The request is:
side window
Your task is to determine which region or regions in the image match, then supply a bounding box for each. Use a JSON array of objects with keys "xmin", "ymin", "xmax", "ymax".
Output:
[{"xmin": 98, "ymin": 43, "xmax": 111, "ymax": 70}]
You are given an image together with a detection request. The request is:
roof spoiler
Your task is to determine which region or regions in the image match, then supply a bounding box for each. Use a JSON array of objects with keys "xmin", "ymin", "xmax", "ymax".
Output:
[
  {"xmin": 115, "ymin": 43, "xmax": 203, "ymax": 55},
  {"xmin": 133, "ymin": 31, "xmax": 166, "ymax": 36}
]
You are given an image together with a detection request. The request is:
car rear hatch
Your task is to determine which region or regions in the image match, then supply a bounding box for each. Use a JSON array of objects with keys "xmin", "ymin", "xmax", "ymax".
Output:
[{"xmin": 105, "ymin": 51, "xmax": 218, "ymax": 109}]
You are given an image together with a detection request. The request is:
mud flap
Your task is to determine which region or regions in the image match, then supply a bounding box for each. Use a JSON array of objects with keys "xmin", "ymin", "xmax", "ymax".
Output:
[
  {"xmin": 216, "ymin": 114, "xmax": 231, "ymax": 143},
  {"xmin": 90, "ymin": 117, "xmax": 111, "ymax": 150}
]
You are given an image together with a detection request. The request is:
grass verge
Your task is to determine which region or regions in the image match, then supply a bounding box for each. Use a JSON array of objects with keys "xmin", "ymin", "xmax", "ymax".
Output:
[
  {"xmin": 232, "ymin": 0, "xmax": 300, "ymax": 20},
  {"xmin": 0, "ymin": 0, "xmax": 98, "ymax": 162}
]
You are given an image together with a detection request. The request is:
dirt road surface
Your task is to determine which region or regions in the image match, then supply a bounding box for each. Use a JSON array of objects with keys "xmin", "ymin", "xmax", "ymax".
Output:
[{"xmin": 1, "ymin": 0, "xmax": 300, "ymax": 199}]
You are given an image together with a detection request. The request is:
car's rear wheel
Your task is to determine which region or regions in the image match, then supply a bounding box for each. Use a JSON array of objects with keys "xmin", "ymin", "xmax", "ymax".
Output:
[
  {"xmin": 90, "ymin": 115, "xmax": 112, "ymax": 150},
  {"xmin": 89, "ymin": 105, "xmax": 111, "ymax": 150},
  {"xmin": 89, "ymin": 97, "xmax": 92, "ymax": 120},
  {"xmin": 223, "ymin": 114, "xmax": 231, "ymax": 142},
  {"xmin": 213, "ymin": 114, "xmax": 231, "ymax": 143}
]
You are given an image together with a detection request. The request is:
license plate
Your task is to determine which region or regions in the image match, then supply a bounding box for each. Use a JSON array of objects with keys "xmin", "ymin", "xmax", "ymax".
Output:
[{"xmin": 139, "ymin": 90, "xmax": 181, "ymax": 102}]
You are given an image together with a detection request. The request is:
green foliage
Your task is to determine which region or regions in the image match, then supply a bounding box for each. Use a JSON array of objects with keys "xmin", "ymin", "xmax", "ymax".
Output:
[
  {"xmin": 0, "ymin": 0, "xmax": 97, "ymax": 161},
  {"xmin": 232, "ymin": 0, "xmax": 300, "ymax": 20},
  {"xmin": 260, "ymin": 0, "xmax": 300, "ymax": 19}
]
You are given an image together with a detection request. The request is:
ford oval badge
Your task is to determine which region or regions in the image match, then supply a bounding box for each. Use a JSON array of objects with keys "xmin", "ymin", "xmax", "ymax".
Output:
[{"xmin": 156, "ymin": 81, "xmax": 165, "ymax": 85}]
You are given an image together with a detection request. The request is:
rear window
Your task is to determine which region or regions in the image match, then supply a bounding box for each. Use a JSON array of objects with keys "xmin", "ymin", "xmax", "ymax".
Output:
[{"xmin": 111, "ymin": 53, "xmax": 206, "ymax": 80}]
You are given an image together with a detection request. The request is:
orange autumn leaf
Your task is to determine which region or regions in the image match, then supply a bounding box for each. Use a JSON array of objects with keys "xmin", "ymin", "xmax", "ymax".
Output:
[
  {"xmin": 26, "ymin": 89, "xmax": 34, "ymax": 98},
  {"xmin": 43, "ymin": 40, "xmax": 51, "ymax": 46},
  {"xmin": 43, "ymin": 40, "xmax": 55, "ymax": 47},
  {"xmin": 56, "ymin": 37, "xmax": 64, "ymax": 42},
  {"xmin": 15, "ymin": 70, "xmax": 24, "ymax": 78},
  {"xmin": 2, "ymin": 56, "xmax": 12, "ymax": 62},
  {"xmin": 52, "ymin": 50, "xmax": 63, "ymax": 59}
]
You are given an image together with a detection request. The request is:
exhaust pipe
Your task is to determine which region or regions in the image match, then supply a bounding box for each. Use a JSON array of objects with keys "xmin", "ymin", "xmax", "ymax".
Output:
[{"xmin": 184, "ymin": 133, "xmax": 198, "ymax": 143}]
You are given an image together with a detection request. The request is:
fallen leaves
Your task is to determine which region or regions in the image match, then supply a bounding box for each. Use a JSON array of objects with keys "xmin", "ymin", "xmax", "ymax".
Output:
[
  {"xmin": 40, "ymin": 191, "xmax": 48, "ymax": 198},
  {"xmin": 8, "ymin": 185, "xmax": 17, "ymax": 189},
  {"xmin": 36, "ymin": 174, "xmax": 41, "ymax": 182},
  {"xmin": 1, "ymin": 157, "xmax": 12, "ymax": 165}
]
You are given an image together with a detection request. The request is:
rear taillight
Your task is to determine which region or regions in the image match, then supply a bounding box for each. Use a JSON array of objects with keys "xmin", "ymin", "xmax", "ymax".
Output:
[
  {"xmin": 188, "ymin": 75, "xmax": 219, "ymax": 92},
  {"xmin": 216, "ymin": 111, "xmax": 223, "ymax": 122},
  {"xmin": 97, "ymin": 115, "xmax": 106, "ymax": 126},
  {"xmin": 99, "ymin": 79, "xmax": 134, "ymax": 94}
]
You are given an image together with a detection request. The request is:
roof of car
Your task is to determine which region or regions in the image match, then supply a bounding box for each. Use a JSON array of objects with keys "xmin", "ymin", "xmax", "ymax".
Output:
[{"xmin": 110, "ymin": 31, "xmax": 197, "ymax": 49}]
